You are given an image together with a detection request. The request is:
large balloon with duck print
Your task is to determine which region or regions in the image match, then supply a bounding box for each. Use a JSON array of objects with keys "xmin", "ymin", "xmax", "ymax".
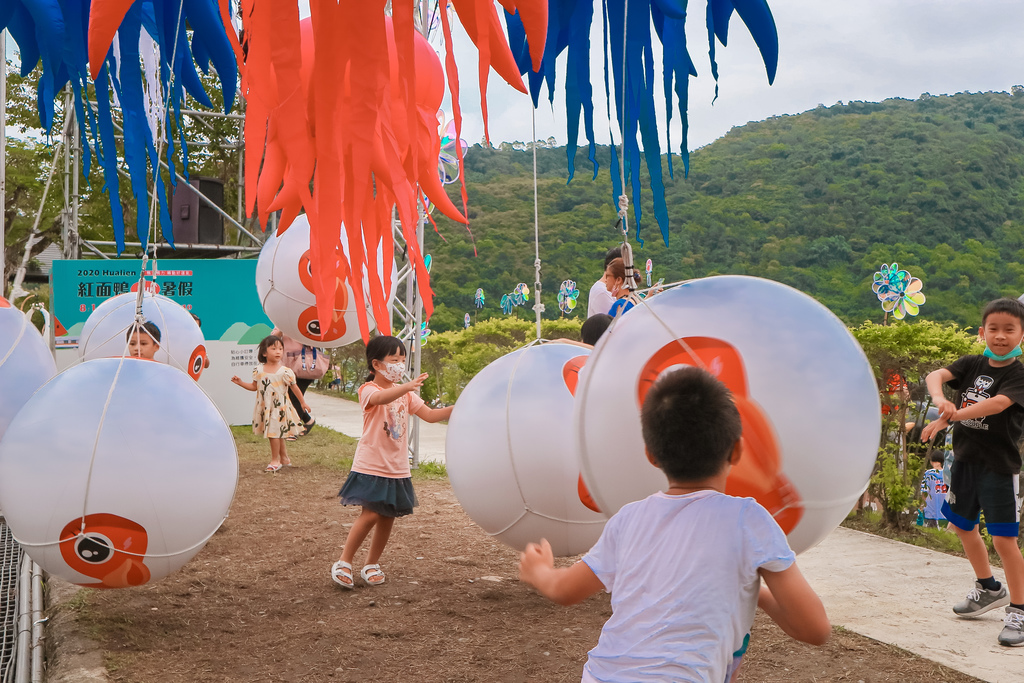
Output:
[
  {"xmin": 573, "ymin": 276, "xmax": 880, "ymax": 554},
  {"xmin": 256, "ymin": 215, "xmax": 399, "ymax": 347},
  {"xmin": 78, "ymin": 292, "xmax": 207, "ymax": 379},
  {"xmin": 446, "ymin": 343, "xmax": 606, "ymax": 557},
  {"xmin": 0, "ymin": 358, "xmax": 237, "ymax": 588},
  {"xmin": 0, "ymin": 296, "xmax": 58, "ymax": 441}
]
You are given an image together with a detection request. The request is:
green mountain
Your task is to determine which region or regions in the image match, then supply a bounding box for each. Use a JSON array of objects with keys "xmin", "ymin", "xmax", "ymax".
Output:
[{"xmin": 424, "ymin": 90, "xmax": 1024, "ymax": 332}]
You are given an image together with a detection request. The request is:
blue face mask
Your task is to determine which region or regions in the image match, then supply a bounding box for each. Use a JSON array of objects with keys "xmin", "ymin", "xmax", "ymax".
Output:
[{"xmin": 984, "ymin": 346, "xmax": 1023, "ymax": 362}]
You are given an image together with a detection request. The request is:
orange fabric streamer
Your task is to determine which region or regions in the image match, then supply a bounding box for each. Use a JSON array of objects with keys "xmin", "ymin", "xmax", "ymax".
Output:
[{"xmin": 238, "ymin": 2, "xmax": 544, "ymax": 341}]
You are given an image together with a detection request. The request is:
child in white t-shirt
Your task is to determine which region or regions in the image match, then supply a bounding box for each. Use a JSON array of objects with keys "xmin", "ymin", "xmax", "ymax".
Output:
[{"xmin": 519, "ymin": 366, "xmax": 830, "ymax": 683}]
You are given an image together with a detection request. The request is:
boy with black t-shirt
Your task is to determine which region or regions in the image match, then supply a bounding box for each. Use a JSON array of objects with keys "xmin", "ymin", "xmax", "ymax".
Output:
[{"xmin": 923, "ymin": 298, "xmax": 1024, "ymax": 647}]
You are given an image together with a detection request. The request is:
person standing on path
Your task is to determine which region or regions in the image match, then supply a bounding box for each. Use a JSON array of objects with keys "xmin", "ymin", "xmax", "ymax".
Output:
[
  {"xmin": 587, "ymin": 247, "xmax": 620, "ymax": 318},
  {"xmin": 922, "ymin": 297, "xmax": 1024, "ymax": 647},
  {"xmin": 273, "ymin": 328, "xmax": 322, "ymax": 435}
]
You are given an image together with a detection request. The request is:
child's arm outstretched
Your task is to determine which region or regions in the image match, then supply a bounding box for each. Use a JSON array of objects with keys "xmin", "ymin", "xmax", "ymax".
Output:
[
  {"xmin": 925, "ymin": 368, "xmax": 957, "ymax": 420},
  {"xmin": 519, "ymin": 538, "xmax": 604, "ymax": 606},
  {"xmin": 231, "ymin": 375, "xmax": 257, "ymax": 391},
  {"xmin": 366, "ymin": 373, "xmax": 429, "ymax": 405},
  {"xmin": 414, "ymin": 403, "xmax": 453, "ymax": 423},
  {"xmin": 758, "ymin": 564, "xmax": 830, "ymax": 646}
]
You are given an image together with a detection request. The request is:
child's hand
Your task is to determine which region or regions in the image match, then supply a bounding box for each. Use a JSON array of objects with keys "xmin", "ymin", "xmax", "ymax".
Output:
[
  {"xmin": 301, "ymin": 402, "xmax": 311, "ymax": 413},
  {"xmin": 921, "ymin": 417, "xmax": 949, "ymax": 443},
  {"xmin": 935, "ymin": 398, "xmax": 957, "ymax": 420},
  {"xmin": 230, "ymin": 376, "xmax": 241, "ymax": 384},
  {"xmin": 518, "ymin": 538, "xmax": 555, "ymax": 587},
  {"xmin": 405, "ymin": 373, "xmax": 429, "ymax": 391}
]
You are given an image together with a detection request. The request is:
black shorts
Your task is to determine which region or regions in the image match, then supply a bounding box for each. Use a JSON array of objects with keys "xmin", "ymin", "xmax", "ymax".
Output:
[{"xmin": 941, "ymin": 460, "xmax": 1022, "ymax": 537}]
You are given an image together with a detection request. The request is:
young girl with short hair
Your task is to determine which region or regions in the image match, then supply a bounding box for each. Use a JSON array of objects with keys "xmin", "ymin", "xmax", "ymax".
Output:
[
  {"xmin": 231, "ymin": 334, "xmax": 311, "ymax": 472},
  {"xmin": 331, "ymin": 335, "xmax": 452, "ymax": 589}
]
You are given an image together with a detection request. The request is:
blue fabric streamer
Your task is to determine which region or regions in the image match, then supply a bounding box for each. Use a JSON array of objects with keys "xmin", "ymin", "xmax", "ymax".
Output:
[
  {"xmin": 503, "ymin": 0, "xmax": 777, "ymax": 246},
  {"xmin": 3, "ymin": 0, "xmax": 238, "ymax": 254}
]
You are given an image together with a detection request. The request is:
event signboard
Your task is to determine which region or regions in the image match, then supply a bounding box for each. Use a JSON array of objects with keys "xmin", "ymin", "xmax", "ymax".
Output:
[{"xmin": 51, "ymin": 259, "xmax": 273, "ymax": 425}]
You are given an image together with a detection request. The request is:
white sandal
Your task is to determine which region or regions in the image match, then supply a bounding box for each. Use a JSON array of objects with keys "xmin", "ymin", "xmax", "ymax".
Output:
[
  {"xmin": 331, "ymin": 560, "xmax": 354, "ymax": 589},
  {"xmin": 360, "ymin": 564, "xmax": 386, "ymax": 586}
]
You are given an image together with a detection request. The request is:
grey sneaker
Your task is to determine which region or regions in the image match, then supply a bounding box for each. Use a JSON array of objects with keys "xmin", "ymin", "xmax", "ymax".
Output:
[
  {"xmin": 953, "ymin": 581, "xmax": 1010, "ymax": 617},
  {"xmin": 999, "ymin": 607, "xmax": 1024, "ymax": 646}
]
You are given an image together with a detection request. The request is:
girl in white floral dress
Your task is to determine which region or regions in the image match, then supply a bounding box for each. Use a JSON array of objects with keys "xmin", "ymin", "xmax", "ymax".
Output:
[{"xmin": 231, "ymin": 334, "xmax": 310, "ymax": 472}]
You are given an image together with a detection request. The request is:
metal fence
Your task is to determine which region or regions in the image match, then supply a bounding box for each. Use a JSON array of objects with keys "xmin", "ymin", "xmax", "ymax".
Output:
[{"xmin": 0, "ymin": 519, "xmax": 23, "ymax": 683}]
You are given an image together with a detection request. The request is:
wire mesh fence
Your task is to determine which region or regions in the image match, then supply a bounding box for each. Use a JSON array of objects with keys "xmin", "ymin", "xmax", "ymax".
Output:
[{"xmin": 0, "ymin": 519, "xmax": 24, "ymax": 683}]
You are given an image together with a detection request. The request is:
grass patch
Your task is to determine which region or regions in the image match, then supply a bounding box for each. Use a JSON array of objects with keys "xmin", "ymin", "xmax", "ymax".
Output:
[
  {"xmin": 231, "ymin": 424, "xmax": 357, "ymax": 472},
  {"xmin": 842, "ymin": 510, "xmax": 1003, "ymax": 567},
  {"xmin": 414, "ymin": 460, "xmax": 448, "ymax": 480}
]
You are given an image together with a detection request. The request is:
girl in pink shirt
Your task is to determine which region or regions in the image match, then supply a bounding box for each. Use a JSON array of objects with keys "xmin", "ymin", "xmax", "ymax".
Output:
[{"xmin": 331, "ymin": 336, "xmax": 453, "ymax": 589}]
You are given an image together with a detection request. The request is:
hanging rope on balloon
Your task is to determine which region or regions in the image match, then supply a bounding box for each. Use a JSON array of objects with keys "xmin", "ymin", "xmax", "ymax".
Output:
[
  {"xmin": 487, "ymin": 339, "xmax": 608, "ymax": 536},
  {"xmin": 76, "ymin": 0, "xmax": 190, "ymax": 544},
  {"xmin": 608, "ymin": 0, "xmax": 638, "ymax": 299},
  {"xmin": 531, "ymin": 107, "xmax": 543, "ymax": 341}
]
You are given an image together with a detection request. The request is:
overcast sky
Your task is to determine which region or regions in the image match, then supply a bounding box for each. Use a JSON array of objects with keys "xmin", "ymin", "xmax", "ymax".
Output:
[{"xmin": 6, "ymin": 0, "xmax": 1024, "ymax": 150}]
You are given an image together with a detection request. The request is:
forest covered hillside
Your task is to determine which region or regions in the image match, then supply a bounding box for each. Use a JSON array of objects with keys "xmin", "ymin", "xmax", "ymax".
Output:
[{"xmin": 424, "ymin": 90, "xmax": 1024, "ymax": 332}]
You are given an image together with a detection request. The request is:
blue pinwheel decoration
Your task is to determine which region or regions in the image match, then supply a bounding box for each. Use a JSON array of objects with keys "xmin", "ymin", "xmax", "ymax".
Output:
[
  {"xmin": 512, "ymin": 283, "xmax": 530, "ymax": 306},
  {"xmin": 420, "ymin": 321, "xmax": 431, "ymax": 344},
  {"xmin": 558, "ymin": 280, "xmax": 580, "ymax": 315},
  {"xmin": 475, "ymin": 288, "xmax": 486, "ymax": 309},
  {"xmin": 873, "ymin": 263, "xmax": 926, "ymax": 320},
  {"xmin": 500, "ymin": 293, "xmax": 515, "ymax": 315}
]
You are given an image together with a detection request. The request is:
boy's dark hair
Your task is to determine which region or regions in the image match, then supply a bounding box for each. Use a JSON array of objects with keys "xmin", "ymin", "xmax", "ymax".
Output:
[
  {"xmin": 603, "ymin": 246, "xmax": 622, "ymax": 269},
  {"xmin": 641, "ymin": 367, "xmax": 742, "ymax": 481},
  {"xmin": 126, "ymin": 321, "xmax": 161, "ymax": 344},
  {"xmin": 365, "ymin": 335, "xmax": 407, "ymax": 381},
  {"xmin": 982, "ymin": 298, "xmax": 1024, "ymax": 327},
  {"xmin": 257, "ymin": 334, "xmax": 284, "ymax": 363},
  {"xmin": 929, "ymin": 452, "xmax": 945, "ymax": 466},
  {"xmin": 580, "ymin": 314, "xmax": 613, "ymax": 346}
]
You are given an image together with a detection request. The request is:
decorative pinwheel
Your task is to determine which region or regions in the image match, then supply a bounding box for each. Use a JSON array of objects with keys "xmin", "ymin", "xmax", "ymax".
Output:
[
  {"xmin": 500, "ymin": 294, "xmax": 514, "ymax": 315},
  {"xmin": 873, "ymin": 263, "xmax": 926, "ymax": 320},
  {"xmin": 883, "ymin": 278, "xmax": 926, "ymax": 320},
  {"xmin": 438, "ymin": 113, "xmax": 469, "ymax": 185},
  {"xmin": 475, "ymin": 288, "xmax": 485, "ymax": 309},
  {"xmin": 512, "ymin": 283, "xmax": 530, "ymax": 306},
  {"xmin": 558, "ymin": 280, "xmax": 580, "ymax": 315},
  {"xmin": 425, "ymin": 254, "xmax": 433, "ymax": 273},
  {"xmin": 420, "ymin": 322, "xmax": 431, "ymax": 344},
  {"xmin": 646, "ymin": 259, "xmax": 653, "ymax": 287},
  {"xmin": 464, "ymin": 313, "xmax": 471, "ymax": 329}
]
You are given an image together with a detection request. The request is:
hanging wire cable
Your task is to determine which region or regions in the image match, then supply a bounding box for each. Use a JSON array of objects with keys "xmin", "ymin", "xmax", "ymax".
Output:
[{"xmin": 531, "ymin": 107, "xmax": 543, "ymax": 340}]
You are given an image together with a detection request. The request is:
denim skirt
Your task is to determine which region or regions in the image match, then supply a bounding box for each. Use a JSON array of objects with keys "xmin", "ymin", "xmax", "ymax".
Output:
[{"xmin": 338, "ymin": 471, "xmax": 417, "ymax": 518}]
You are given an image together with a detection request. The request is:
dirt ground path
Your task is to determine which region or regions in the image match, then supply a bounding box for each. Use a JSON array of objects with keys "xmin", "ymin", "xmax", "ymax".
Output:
[{"xmin": 64, "ymin": 429, "xmax": 982, "ymax": 682}]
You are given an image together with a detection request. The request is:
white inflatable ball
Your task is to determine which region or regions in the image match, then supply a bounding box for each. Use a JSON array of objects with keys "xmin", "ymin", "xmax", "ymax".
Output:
[
  {"xmin": 256, "ymin": 214, "xmax": 399, "ymax": 347},
  {"xmin": 79, "ymin": 292, "xmax": 207, "ymax": 379},
  {"xmin": 0, "ymin": 358, "xmax": 237, "ymax": 588},
  {"xmin": 574, "ymin": 276, "xmax": 880, "ymax": 555},
  {"xmin": 0, "ymin": 296, "xmax": 58, "ymax": 440},
  {"xmin": 446, "ymin": 343, "xmax": 606, "ymax": 556}
]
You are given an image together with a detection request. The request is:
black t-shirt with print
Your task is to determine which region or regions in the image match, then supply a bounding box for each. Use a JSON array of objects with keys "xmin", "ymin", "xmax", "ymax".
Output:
[{"xmin": 946, "ymin": 355, "xmax": 1024, "ymax": 474}]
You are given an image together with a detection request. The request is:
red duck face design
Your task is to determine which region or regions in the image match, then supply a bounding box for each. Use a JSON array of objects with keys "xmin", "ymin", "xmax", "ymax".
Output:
[
  {"xmin": 59, "ymin": 513, "xmax": 152, "ymax": 589},
  {"xmin": 562, "ymin": 356, "xmax": 602, "ymax": 514},
  {"xmin": 636, "ymin": 337, "xmax": 804, "ymax": 534}
]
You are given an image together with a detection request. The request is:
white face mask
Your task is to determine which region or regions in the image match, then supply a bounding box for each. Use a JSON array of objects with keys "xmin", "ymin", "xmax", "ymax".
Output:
[{"xmin": 378, "ymin": 361, "xmax": 405, "ymax": 383}]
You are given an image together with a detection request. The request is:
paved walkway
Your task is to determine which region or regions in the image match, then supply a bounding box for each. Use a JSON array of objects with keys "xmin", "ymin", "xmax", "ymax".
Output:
[
  {"xmin": 306, "ymin": 391, "xmax": 1023, "ymax": 683},
  {"xmin": 306, "ymin": 392, "xmax": 447, "ymax": 464}
]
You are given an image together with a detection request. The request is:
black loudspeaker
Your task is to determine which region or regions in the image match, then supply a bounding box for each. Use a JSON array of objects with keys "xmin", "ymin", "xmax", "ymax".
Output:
[{"xmin": 171, "ymin": 177, "xmax": 225, "ymax": 244}]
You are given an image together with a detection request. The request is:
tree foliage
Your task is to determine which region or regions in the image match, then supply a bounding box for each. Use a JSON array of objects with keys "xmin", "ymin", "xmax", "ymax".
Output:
[{"xmin": 427, "ymin": 90, "xmax": 1024, "ymax": 332}]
